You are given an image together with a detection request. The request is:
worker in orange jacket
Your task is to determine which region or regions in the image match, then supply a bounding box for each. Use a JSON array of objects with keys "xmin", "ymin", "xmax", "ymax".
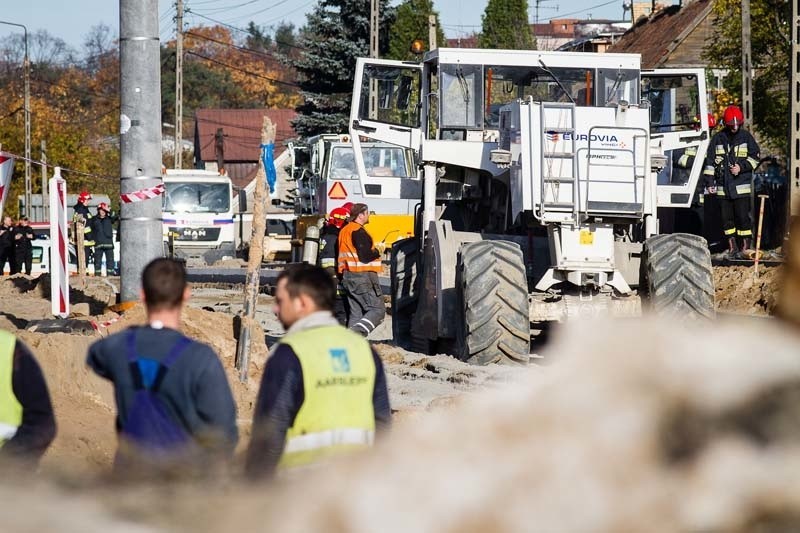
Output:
[{"xmin": 337, "ymin": 203, "xmax": 386, "ymax": 336}]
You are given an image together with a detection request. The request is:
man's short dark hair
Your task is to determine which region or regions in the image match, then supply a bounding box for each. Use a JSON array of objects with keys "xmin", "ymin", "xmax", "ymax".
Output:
[
  {"xmin": 142, "ymin": 258, "xmax": 187, "ymax": 310},
  {"xmin": 276, "ymin": 264, "xmax": 335, "ymax": 311}
]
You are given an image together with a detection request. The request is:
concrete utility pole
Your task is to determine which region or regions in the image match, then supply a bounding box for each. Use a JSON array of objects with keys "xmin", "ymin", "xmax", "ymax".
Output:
[
  {"xmin": 41, "ymin": 140, "xmax": 47, "ymax": 222},
  {"xmin": 174, "ymin": 0, "xmax": 184, "ymax": 169},
  {"xmin": 791, "ymin": 0, "xmax": 800, "ymax": 220},
  {"xmin": 428, "ymin": 14, "xmax": 437, "ymax": 50},
  {"xmin": 368, "ymin": 0, "xmax": 379, "ymax": 119},
  {"xmin": 0, "ymin": 21, "xmax": 31, "ymax": 219},
  {"xmin": 119, "ymin": 0, "xmax": 164, "ymax": 302},
  {"xmin": 741, "ymin": 0, "xmax": 753, "ymax": 125},
  {"xmin": 236, "ymin": 116, "xmax": 274, "ymax": 382}
]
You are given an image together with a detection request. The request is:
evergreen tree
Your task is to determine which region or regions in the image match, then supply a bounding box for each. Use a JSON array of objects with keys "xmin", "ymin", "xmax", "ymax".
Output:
[
  {"xmin": 478, "ymin": 0, "xmax": 536, "ymax": 50},
  {"xmin": 288, "ymin": 0, "xmax": 394, "ymax": 138},
  {"xmin": 387, "ymin": 0, "xmax": 446, "ymax": 61}
]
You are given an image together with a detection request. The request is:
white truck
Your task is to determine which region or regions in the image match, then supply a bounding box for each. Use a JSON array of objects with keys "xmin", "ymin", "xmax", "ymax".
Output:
[
  {"xmin": 162, "ymin": 169, "xmax": 235, "ymax": 265},
  {"xmin": 350, "ymin": 48, "xmax": 715, "ymax": 364},
  {"xmin": 293, "ymin": 133, "xmax": 420, "ymax": 248}
]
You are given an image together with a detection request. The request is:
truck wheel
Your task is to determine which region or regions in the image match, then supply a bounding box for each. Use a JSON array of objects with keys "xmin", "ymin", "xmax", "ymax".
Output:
[
  {"xmin": 390, "ymin": 237, "xmax": 420, "ymax": 349},
  {"xmin": 458, "ymin": 240, "xmax": 530, "ymax": 365},
  {"xmin": 642, "ymin": 233, "xmax": 715, "ymax": 320}
]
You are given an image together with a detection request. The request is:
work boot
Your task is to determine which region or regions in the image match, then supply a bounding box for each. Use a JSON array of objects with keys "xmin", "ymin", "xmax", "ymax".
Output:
[
  {"xmin": 741, "ymin": 237, "xmax": 759, "ymax": 260},
  {"xmin": 725, "ymin": 236, "xmax": 740, "ymax": 260}
]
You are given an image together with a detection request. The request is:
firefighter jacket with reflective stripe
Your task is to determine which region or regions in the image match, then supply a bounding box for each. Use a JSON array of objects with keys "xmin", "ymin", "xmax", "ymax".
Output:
[
  {"xmin": 278, "ymin": 325, "xmax": 376, "ymax": 469},
  {"xmin": 318, "ymin": 224, "xmax": 340, "ymax": 274},
  {"xmin": 703, "ymin": 128, "xmax": 760, "ymax": 200},
  {"xmin": 72, "ymin": 203, "xmax": 95, "ymax": 246},
  {"xmin": 338, "ymin": 222, "xmax": 381, "ymax": 274},
  {"xmin": 0, "ymin": 330, "xmax": 22, "ymax": 446}
]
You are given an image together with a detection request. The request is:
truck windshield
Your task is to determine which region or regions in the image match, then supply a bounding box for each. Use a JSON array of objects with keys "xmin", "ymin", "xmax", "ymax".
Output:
[
  {"xmin": 164, "ymin": 182, "xmax": 230, "ymax": 213},
  {"xmin": 328, "ymin": 145, "xmax": 411, "ymax": 179}
]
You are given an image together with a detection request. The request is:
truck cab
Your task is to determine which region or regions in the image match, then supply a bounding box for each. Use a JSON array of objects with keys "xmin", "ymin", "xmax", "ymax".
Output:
[{"xmin": 162, "ymin": 169, "xmax": 235, "ymax": 265}]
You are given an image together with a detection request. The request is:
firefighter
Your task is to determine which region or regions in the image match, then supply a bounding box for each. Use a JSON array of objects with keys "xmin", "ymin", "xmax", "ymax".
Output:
[
  {"xmin": 673, "ymin": 113, "xmax": 717, "ymax": 237},
  {"xmin": 318, "ymin": 205, "xmax": 351, "ymax": 325},
  {"xmin": 72, "ymin": 190, "xmax": 95, "ymax": 264},
  {"xmin": 90, "ymin": 202, "xmax": 117, "ymax": 276},
  {"xmin": 337, "ymin": 203, "xmax": 386, "ymax": 337},
  {"xmin": 703, "ymin": 105, "xmax": 760, "ymax": 259}
]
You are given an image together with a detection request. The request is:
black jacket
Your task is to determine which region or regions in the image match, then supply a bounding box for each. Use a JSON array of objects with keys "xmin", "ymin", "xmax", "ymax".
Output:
[
  {"xmin": 0, "ymin": 339, "xmax": 57, "ymax": 462},
  {"xmin": 318, "ymin": 223, "xmax": 340, "ymax": 275},
  {"xmin": 703, "ymin": 128, "xmax": 760, "ymax": 199},
  {"xmin": 13, "ymin": 225, "xmax": 34, "ymax": 252},
  {"xmin": 0, "ymin": 224, "xmax": 13, "ymax": 250},
  {"xmin": 90, "ymin": 214, "xmax": 116, "ymax": 246}
]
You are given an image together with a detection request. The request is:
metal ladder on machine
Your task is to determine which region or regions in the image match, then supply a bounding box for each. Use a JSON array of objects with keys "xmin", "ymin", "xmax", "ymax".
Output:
[{"xmin": 539, "ymin": 102, "xmax": 579, "ymax": 224}]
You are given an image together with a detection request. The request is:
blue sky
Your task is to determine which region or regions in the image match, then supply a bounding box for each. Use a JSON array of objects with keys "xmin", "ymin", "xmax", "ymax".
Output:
[{"xmin": 0, "ymin": 0, "xmax": 629, "ymax": 53}]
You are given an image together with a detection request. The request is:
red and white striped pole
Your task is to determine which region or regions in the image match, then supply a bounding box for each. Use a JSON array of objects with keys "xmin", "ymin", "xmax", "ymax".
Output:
[{"xmin": 48, "ymin": 167, "xmax": 69, "ymax": 318}]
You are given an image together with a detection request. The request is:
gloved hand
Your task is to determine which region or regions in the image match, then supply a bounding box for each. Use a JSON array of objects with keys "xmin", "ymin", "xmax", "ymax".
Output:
[{"xmin": 374, "ymin": 241, "xmax": 387, "ymax": 254}]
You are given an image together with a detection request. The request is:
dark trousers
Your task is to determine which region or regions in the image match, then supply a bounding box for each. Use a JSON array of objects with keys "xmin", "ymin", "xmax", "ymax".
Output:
[
  {"xmin": 333, "ymin": 279, "xmax": 350, "ymax": 326},
  {"xmin": 0, "ymin": 246, "xmax": 16, "ymax": 274},
  {"xmin": 341, "ymin": 271, "xmax": 385, "ymax": 336},
  {"xmin": 720, "ymin": 196, "xmax": 752, "ymax": 237},
  {"xmin": 94, "ymin": 246, "xmax": 115, "ymax": 274},
  {"xmin": 15, "ymin": 248, "xmax": 32, "ymax": 275}
]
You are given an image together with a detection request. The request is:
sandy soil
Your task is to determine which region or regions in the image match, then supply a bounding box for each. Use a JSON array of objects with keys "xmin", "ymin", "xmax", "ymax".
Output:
[{"xmin": 0, "ymin": 260, "xmax": 791, "ymax": 531}]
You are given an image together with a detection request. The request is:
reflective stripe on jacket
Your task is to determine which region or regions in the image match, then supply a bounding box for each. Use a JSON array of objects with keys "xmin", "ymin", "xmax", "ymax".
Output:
[
  {"xmin": 0, "ymin": 330, "xmax": 22, "ymax": 446},
  {"xmin": 337, "ymin": 222, "xmax": 381, "ymax": 274},
  {"xmin": 278, "ymin": 325, "xmax": 376, "ymax": 469}
]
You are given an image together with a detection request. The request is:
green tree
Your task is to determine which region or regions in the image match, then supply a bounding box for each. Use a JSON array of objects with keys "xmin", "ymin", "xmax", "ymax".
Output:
[
  {"xmin": 702, "ymin": 0, "xmax": 789, "ymax": 153},
  {"xmin": 288, "ymin": 0, "xmax": 394, "ymax": 138},
  {"xmin": 387, "ymin": 0, "xmax": 446, "ymax": 60},
  {"xmin": 478, "ymin": 0, "xmax": 536, "ymax": 50}
]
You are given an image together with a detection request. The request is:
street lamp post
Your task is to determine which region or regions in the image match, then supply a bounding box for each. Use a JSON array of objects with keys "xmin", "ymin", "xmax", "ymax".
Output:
[{"xmin": 0, "ymin": 21, "xmax": 30, "ymax": 219}]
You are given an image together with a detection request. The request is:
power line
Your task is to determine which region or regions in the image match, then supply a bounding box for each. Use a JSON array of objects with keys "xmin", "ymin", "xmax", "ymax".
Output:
[
  {"xmin": 186, "ymin": 49, "xmax": 300, "ymax": 88},
  {"xmin": 185, "ymin": 30, "xmax": 283, "ymax": 65},
  {"xmin": 543, "ymin": 0, "xmax": 619, "ymax": 21},
  {"xmin": 187, "ymin": 10, "xmax": 306, "ymax": 51}
]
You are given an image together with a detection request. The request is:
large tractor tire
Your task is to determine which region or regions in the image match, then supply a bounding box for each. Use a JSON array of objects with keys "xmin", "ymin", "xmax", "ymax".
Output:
[
  {"xmin": 390, "ymin": 237, "xmax": 420, "ymax": 348},
  {"xmin": 642, "ymin": 233, "xmax": 715, "ymax": 320},
  {"xmin": 458, "ymin": 240, "xmax": 530, "ymax": 366}
]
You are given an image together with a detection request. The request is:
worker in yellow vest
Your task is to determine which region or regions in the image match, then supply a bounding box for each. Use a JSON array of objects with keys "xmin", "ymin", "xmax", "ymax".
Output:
[
  {"xmin": 245, "ymin": 264, "xmax": 391, "ymax": 479},
  {"xmin": 337, "ymin": 203, "xmax": 387, "ymax": 336},
  {"xmin": 0, "ymin": 330, "xmax": 56, "ymax": 465}
]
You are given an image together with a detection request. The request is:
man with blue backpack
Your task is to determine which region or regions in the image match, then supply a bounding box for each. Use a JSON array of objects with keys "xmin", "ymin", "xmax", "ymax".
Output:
[{"xmin": 87, "ymin": 258, "xmax": 238, "ymax": 477}]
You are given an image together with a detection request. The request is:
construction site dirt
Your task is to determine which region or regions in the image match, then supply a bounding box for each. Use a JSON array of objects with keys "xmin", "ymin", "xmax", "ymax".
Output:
[{"xmin": 1, "ymin": 263, "xmax": 797, "ymax": 532}]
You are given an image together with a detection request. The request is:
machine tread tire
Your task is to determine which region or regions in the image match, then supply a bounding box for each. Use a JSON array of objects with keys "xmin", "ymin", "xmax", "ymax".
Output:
[
  {"xmin": 390, "ymin": 237, "xmax": 420, "ymax": 349},
  {"xmin": 459, "ymin": 240, "xmax": 530, "ymax": 366},
  {"xmin": 643, "ymin": 233, "xmax": 715, "ymax": 321}
]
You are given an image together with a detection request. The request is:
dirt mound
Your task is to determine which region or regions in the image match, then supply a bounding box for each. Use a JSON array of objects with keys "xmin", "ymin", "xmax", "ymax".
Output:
[
  {"xmin": 8, "ymin": 317, "xmax": 800, "ymax": 532},
  {"xmin": 714, "ymin": 266, "xmax": 780, "ymax": 315}
]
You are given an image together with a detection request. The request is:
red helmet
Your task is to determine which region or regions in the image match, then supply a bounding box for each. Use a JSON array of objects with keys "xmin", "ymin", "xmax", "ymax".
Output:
[
  {"xmin": 341, "ymin": 202, "xmax": 354, "ymax": 213},
  {"xmin": 327, "ymin": 206, "xmax": 350, "ymax": 229},
  {"xmin": 97, "ymin": 202, "xmax": 109, "ymax": 213},
  {"xmin": 78, "ymin": 191, "xmax": 92, "ymax": 203},
  {"xmin": 723, "ymin": 106, "xmax": 744, "ymax": 127}
]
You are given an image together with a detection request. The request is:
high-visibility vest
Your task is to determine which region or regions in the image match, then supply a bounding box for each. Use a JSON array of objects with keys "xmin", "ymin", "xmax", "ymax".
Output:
[
  {"xmin": 278, "ymin": 325, "xmax": 376, "ymax": 469},
  {"xmin": 0, "ymin": 330, "xmax": 22, "ymax": 447},
  {"xmin": 337, "ymin": 222, "xmax": 381, "ymax": 274}
]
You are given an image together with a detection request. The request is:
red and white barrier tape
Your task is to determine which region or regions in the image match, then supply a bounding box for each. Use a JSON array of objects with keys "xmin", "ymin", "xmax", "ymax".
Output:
[
  {"xmin": 91, "ymin": 316, "xmax": 121, "ymax": 330},
  {"xmin": 120, "ymin": 183, "xmax": 165, "ymax": 204}
]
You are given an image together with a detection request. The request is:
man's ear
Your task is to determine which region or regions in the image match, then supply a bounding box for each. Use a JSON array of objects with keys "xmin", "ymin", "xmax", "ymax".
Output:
[
  {"xmin": 139, "ymin": 288, "xmax": 146, "ymax": 304},
  {"xmin": 183, "ymin": 286, "xmax": 191, "ymax": 303}
]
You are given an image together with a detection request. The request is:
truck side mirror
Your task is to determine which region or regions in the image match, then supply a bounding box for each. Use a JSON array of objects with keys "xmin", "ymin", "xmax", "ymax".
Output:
[{"xmin": 238, "ymin": 191, "xmax": 248, "ymax": 212}]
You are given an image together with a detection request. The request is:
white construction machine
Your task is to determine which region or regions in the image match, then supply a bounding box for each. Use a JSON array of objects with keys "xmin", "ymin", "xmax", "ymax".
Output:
[{"xmin": 350, "ymin": 48, "xmax": 716, "ymax": 365}]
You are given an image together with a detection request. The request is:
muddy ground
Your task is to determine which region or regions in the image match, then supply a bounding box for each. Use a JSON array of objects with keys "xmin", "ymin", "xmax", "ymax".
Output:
[{"xmin": 0, "ymin": 263, "xmax": 790, "ymax": 531}]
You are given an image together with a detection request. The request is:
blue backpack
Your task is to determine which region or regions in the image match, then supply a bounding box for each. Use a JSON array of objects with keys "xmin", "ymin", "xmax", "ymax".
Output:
[{"xmin": 120, "ymin": 329, "xmax": 193, "ymax": 456}]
